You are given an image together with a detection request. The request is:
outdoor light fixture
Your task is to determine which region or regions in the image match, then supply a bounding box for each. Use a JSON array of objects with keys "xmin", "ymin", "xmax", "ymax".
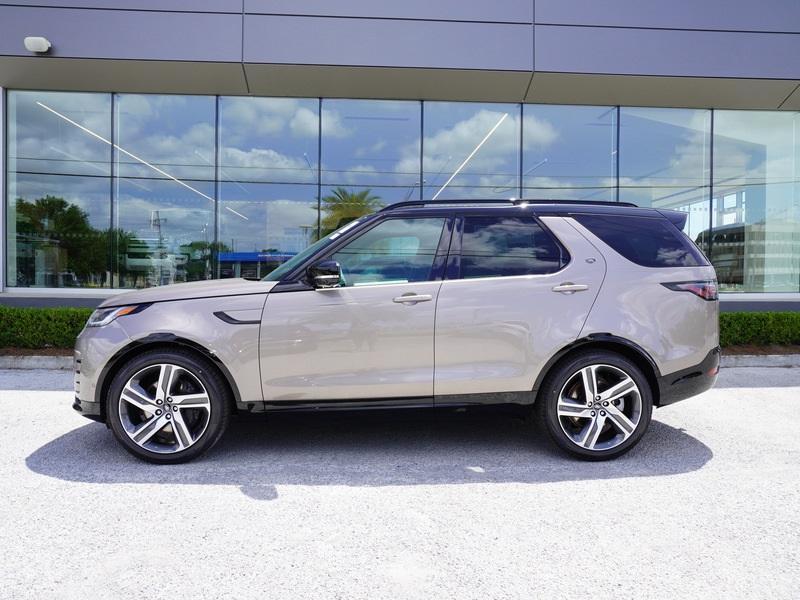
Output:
[{"xmin": 24, "ymin": 36, "xmax": 51, "ymax": 53}]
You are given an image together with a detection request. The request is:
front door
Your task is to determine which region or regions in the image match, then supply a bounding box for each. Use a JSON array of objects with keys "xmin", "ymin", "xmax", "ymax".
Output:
[{"xmin": 260, "ymin": 216, "xmax": 450, "ymax": 402}]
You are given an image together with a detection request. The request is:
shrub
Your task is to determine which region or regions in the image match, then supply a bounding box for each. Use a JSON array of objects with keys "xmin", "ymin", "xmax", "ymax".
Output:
[
  {"xmin": 0, "ymin": 306, "xmax": 798, "ymax": 350},
  {"xmin": 0, "ymin": 306, "xmax": 93, "ymax": 349},
  {"xmin": 719, "ymin": 311, "xmax": 800, "ymax": 347}
]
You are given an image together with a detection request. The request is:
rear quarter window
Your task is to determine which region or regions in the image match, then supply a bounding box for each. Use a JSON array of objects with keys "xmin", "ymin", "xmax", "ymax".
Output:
[{"xmin": 575, "ymin": 214, "xmax": 709, "ymax": 268}]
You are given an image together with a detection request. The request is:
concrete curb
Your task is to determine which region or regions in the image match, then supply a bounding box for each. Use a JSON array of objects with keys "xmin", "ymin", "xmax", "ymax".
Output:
[
  {"xmin": 0, "ymin": 356, "xmax": 73, "ymax": 370},
  {"xmin": 0, "ymin": 354, "xmax": 797, "ymax": 371},
  {"xmin": 720, "ymin": 354, "xmax": 800, "ymax": 368}
]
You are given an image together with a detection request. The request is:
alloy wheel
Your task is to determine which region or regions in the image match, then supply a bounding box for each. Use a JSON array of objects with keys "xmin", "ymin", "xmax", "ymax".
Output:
[
  {"xmin": 118, "ymin": 363, "xmax": 212, "ymax": 454},
  {"xmin": 556, "ymin": 363, "xmax": 642, "ymax": 452}
]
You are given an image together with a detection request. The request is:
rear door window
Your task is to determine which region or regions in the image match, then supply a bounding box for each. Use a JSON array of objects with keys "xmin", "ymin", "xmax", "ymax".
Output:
[
  {"xmin": 458, "ymin": 215, "xmax": 567, "ymax": 279},
  {"xmin": 575, "ymin": 214, "xmax": 708, "ymax": 268}
]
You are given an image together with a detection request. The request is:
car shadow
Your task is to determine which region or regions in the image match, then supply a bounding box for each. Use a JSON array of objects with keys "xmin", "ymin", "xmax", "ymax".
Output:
[{"xmin": 26, "ymin": 408, "xmax": 712, "ymax": 501}]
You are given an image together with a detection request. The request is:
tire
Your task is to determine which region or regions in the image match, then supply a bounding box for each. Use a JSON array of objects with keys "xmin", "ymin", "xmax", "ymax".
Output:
[
  {"xmin": 535, "ymin": 350, "xmax": 653, "ymax": 461},
  {"xmin": 106, "ymin": 348, "xmax": 231, "ymax": 464}
]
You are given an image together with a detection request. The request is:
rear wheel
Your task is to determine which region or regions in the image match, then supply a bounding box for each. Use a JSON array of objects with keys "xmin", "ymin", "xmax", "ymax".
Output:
[
  {"xmin": 106, "ymin": 349, "xmax": 231, "ymax": 464},
  {"xmin": 535, "ymin": 351, "xmax": 653, "ymax": 460}
]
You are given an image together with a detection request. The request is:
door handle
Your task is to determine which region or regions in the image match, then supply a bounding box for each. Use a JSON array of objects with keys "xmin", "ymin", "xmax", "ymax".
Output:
[
  {"xmin": 393, "ymin": 293, "xmax": 433, "ymax": 304},
  {"xmin": 552, "ymin": 282, "xmax": 589, "ymax": 294}
]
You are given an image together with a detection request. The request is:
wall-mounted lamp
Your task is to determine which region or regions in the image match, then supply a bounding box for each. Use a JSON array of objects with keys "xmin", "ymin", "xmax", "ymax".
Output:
[{"xmin": 24, "ymin": 36, "xmax": 52, "ymax": 54}]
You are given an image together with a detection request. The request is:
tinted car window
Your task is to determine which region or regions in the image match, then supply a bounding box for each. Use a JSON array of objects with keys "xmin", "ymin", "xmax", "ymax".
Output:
[
  {"xmin": 575, "ymin": 214, "xmax": 708, "ymax": 268},
  {"xmin": 331, "ymin": 218, "xmax": 445, "ymax": 286},
  {"xmin": 460, "ymin": 216, "xmax": 566, "ymax": 279}
]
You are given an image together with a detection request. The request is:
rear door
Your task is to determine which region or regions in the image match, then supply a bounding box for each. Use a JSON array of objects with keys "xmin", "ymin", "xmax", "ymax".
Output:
[{"xmin": 433, "ymin": 213, "xmax": 606, "ymax": 397}]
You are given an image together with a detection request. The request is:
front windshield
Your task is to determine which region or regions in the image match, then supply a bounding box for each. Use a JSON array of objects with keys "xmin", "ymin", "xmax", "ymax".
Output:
[{"xmin": 262, "ymin": 217, "xmax": 366, "ymax": 281}]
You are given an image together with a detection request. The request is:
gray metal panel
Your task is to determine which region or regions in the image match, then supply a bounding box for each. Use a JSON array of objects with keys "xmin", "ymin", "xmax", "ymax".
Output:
[
  {"xmin": 244, "ymin": 64, "xmax": 532, "ymax": 101},
  {"xmin": 0, "ymin": 86, "xmax": 4, "ymax": 292},
  {"xmin": 245, "ymin": 0, "xmax": 533, "ymax": 23},
  {"xmin": 0, "ymin": 57, "xmax": 249, "ymax": 94},
  {"xmin": 526, "ymin": 72, "xmax": 800, "ymax": 110},
  {"xmin": 0, "ymin": 1, "xmax": 242, "ymax": 12},
  {"xmin": 535, "ymin": 25, "xmax": 800, "ymax": 79},
  {"xmin": 244, "ymin": 14, "xmax": 533, "ymax": 70},
  {"xmin": 535, "ymin": 0, "xmax": 800, "ymax": 33},
  {"xmin": 0, "ymin": 6, "xmax": 242, "ymax": 62},
  {"xmin": 779, "ymin": 83, "xmax": 800, "ymax": 109}
]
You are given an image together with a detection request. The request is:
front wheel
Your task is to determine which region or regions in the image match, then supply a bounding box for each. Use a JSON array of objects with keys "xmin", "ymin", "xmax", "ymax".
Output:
[
  {"xmin": 535, "ymin": 351, "xmax": 653, "ymax": 460},
  {"xmin": 106, "ymin": 349, "xmax": 231, "ymax": 464}
]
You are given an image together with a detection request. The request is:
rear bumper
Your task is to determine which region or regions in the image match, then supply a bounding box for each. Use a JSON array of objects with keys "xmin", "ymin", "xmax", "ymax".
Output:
[{"xmin": 656, "ymin": 346, "xmax": 720, "ymax": 407}]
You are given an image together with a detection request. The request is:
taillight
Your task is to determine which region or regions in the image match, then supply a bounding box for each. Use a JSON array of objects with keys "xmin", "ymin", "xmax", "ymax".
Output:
[{"xmin": 662, "ymin": 280, "xmax": 718, "ymax": 301}]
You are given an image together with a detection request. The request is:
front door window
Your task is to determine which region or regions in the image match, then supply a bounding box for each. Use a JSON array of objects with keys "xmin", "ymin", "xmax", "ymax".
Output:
[{"xmin": 329, "ymin": 218, "xmax": 446, "ymax": 287}]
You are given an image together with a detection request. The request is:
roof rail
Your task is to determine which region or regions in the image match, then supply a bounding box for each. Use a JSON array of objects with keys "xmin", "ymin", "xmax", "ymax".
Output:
[{"xmin": 380, "ymin": 198, "xmax": 638, "ymax": 212}]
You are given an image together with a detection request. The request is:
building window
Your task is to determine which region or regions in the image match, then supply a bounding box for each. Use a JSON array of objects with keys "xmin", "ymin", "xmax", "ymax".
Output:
[
  {"xmin": 218, "ymin": 97, "xmax": 319, "ymax": 278},
  {"xmin": 619, "ymin": 107, "xmax": 711, "ymax": 242},
  {"xmin": 6, "ymin": 91, "xmax": 112, "ymax": 288},
  {"xmin": 320, "ymin": 99, "xmax": 421, "ymax": 232},
  {"xmin": 113, "ymin": 94, "xmax": 216, "ymax": 288},
  {"xmin": 522, "ymin": 104, "xmax": 616, "ymax": 201},
  {"xmin": 712, "ymin": 111, "xmax": 800, "ymax": 293},
  {"xmin": 422, "ymin": 102, "xmax": 520, "ymax": 201}
]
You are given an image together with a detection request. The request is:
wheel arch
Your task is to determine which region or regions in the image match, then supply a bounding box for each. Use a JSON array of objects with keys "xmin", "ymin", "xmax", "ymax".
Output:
[
  {"xmin": 94, "ymin": 333, "xmax": 242, "ymax": 420},
  {"xmin": 532, "ymin": 334, "xmax": 662, "ymax": 406}
]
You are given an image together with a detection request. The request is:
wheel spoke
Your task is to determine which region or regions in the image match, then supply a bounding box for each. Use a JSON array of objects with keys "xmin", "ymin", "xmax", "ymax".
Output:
[
  {"xmin": 604, "ymin": 404, "xmax": 637, "ymax": 437},
  {"xmin": 580, "ymin": 414, "xmax": 606, "ymax": 450},
  {"xmin": 600, "ymin": 376, "xmax": 636, "ymax": 403},
  {"xmin": 155, "ymin": 364, "xmax": 180, "ymax": 401},
  {"xmin": 171, "ymin": 393, "xmax": 210, "ymax": 410},
  {"xmin": 579, "ymin": 366, "xmax": 598, "ymax": 401},
  {"xmin": 121, "ymin": 384, "xmax": 158, "ymax": 414},
  {"xmin": 131, "ymin": 414, "xmax": 169, "ymax": 445},
  {"xmin": 171, "ymin": 411, "xmax": 192, "ymax": 450},
  {"xmin": 557, "ymin": 397, "xmax": 594, "ymax": 419}
]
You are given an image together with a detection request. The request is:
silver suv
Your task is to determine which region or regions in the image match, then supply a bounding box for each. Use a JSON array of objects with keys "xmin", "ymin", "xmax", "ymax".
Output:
[{"xmin": 73, "ymin": 200, "xmax": 720, "ymax": 463}]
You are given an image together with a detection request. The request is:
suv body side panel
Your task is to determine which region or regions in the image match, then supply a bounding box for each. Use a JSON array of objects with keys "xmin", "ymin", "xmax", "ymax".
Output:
[
  {"xmin": 115, "ymin": 293, "xmax": 268, "ymax": 404},
  {"xmin": 433, "ymin": 216, "xmax": 606, "ymax": 396},
  {"xmin": 259, "ymin": 281, "xmax": 441, "ymax": 401},
  {"xmin": 569, "ymin": 218, "xmax": 719, "ymax": 377}
]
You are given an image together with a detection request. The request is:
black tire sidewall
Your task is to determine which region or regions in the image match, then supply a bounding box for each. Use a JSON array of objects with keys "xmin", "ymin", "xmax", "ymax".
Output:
[
  {"xmin": 106, "ymin": 349, "xmax": 230, "ymax": 464},
  {"xmin": 538, "ymin": 351, "xmax": 653, "ymax": 460}
]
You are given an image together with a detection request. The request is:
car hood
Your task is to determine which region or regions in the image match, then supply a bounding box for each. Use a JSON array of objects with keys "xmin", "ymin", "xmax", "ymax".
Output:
[{"xmin": 98, "ymin": 278, "xmax": 278, "ymax": 308}]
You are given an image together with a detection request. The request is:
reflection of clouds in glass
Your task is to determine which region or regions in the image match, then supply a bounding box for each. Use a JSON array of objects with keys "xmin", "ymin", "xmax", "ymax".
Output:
[
  {"xmin": 116, "ymin": 94, "xmax": 216, "ymax": 180},
  {"xmin": 220, "ymin": 186, "xmax": 317, "ymax": 254},
  {"xmin": 220, "ymin": 97, "xmax": 319, "ymax": 184},
  {"xmin": 11, "ymin": 91, "xmax": 111, "ymax": 176},
  {"xmin": 12, "ymin": 174, "xmax": 111, "ymax": 231},
  {"xmin": 321, "ymin": 100, "xmax": 418, "ymax": 188}
]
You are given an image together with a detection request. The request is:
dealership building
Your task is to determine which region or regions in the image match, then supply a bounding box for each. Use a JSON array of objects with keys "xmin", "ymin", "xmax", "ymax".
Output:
[{"xmin": 0, "ymin": 0, "xmax": 799, "ymax": 309}]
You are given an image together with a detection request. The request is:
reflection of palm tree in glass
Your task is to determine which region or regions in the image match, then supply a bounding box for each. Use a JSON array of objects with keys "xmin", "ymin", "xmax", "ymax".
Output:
[{"xmin": 320, "ymin": 187, "xmax": 383, "ymax": 236}]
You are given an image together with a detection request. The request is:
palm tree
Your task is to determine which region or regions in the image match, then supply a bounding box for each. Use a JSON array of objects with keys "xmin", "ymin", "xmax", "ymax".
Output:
[{"xmin": 320, "ymin": 187, "xmax": 383, "ymax": 235}]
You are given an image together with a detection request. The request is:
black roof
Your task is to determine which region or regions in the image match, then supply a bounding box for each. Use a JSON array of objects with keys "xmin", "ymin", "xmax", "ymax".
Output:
[{"xmin": 378, "ymin": 198, "xmax": 686, "ymax": 227}]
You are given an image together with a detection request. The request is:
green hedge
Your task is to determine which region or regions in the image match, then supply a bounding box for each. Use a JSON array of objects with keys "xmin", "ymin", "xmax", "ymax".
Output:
[
  {"xmin": 0, "ymin": 306, "xmax": 92, "ymax": 349},
  {"xmin": 0, "ymin": 306, "xmax": 798, "ymax": 350},
  {"xmin": 719, "ymin": 311, "xmax": 800, "ymax": 347}
]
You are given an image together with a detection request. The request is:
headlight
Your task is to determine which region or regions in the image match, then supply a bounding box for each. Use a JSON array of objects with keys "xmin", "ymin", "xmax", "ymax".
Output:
[{"xmin": 86, "ymin": 305, "xmax": 144, "ymax": 327}]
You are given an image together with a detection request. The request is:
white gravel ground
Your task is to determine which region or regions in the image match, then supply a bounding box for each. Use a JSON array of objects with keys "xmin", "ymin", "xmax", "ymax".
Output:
[{"xmin": 1, "ymin": 367, "xmax": 798, "ymax": 600}]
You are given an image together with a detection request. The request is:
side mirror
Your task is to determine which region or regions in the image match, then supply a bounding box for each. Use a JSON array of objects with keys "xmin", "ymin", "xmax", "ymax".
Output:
[{"xmin": 307, "ymin": 260, "xmax": 341, "ymax": 289}]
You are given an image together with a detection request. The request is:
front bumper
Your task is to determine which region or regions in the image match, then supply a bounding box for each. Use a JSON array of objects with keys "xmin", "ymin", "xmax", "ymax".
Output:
[{"xmin": 656, "ymin": 346, "xmax": 720, "ymax": 407}]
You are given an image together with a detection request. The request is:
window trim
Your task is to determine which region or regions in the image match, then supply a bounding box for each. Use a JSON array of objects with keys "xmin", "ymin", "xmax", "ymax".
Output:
[
  {"xmin": 446, "ymin": 212, "xmax": 571, "ymax": 281},
  {"xmin": 271, "ymin": 213, "xmax": 454, "ymax": 292}
]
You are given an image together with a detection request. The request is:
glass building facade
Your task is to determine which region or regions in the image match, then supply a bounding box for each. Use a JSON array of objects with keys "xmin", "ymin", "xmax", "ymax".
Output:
[{"xmin": 5, "ymin": 90, "xmax": 800, "ymax": 293}]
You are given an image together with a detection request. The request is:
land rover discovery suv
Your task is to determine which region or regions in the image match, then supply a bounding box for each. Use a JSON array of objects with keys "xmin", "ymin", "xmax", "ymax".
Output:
[{"xmin": 73, "ymin": 199, "xmax": 720, "ymax": 463}]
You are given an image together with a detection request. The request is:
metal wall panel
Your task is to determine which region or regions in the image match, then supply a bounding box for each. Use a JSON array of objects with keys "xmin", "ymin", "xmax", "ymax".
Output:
[
  {"xmin": 535, "ymin": 0, "xmax": 800, "ymax": 33},
  {"xmin": 0, "ymin": 6, "xmax": 242, "ymax": 62},
  {"xmin": 0, "ymin": 1, "xmax": 242, "ymax": 12},
  {"xmin": 535, "ymin": 25, "xmax": 800, "ymax": 79},
  {"xmin": 245, "ymin": 0, "xmax": 533, "ymax": 23},
  {"xmin": 244, "ymin": 15, "xmax": 533, "ymax": 71}
]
